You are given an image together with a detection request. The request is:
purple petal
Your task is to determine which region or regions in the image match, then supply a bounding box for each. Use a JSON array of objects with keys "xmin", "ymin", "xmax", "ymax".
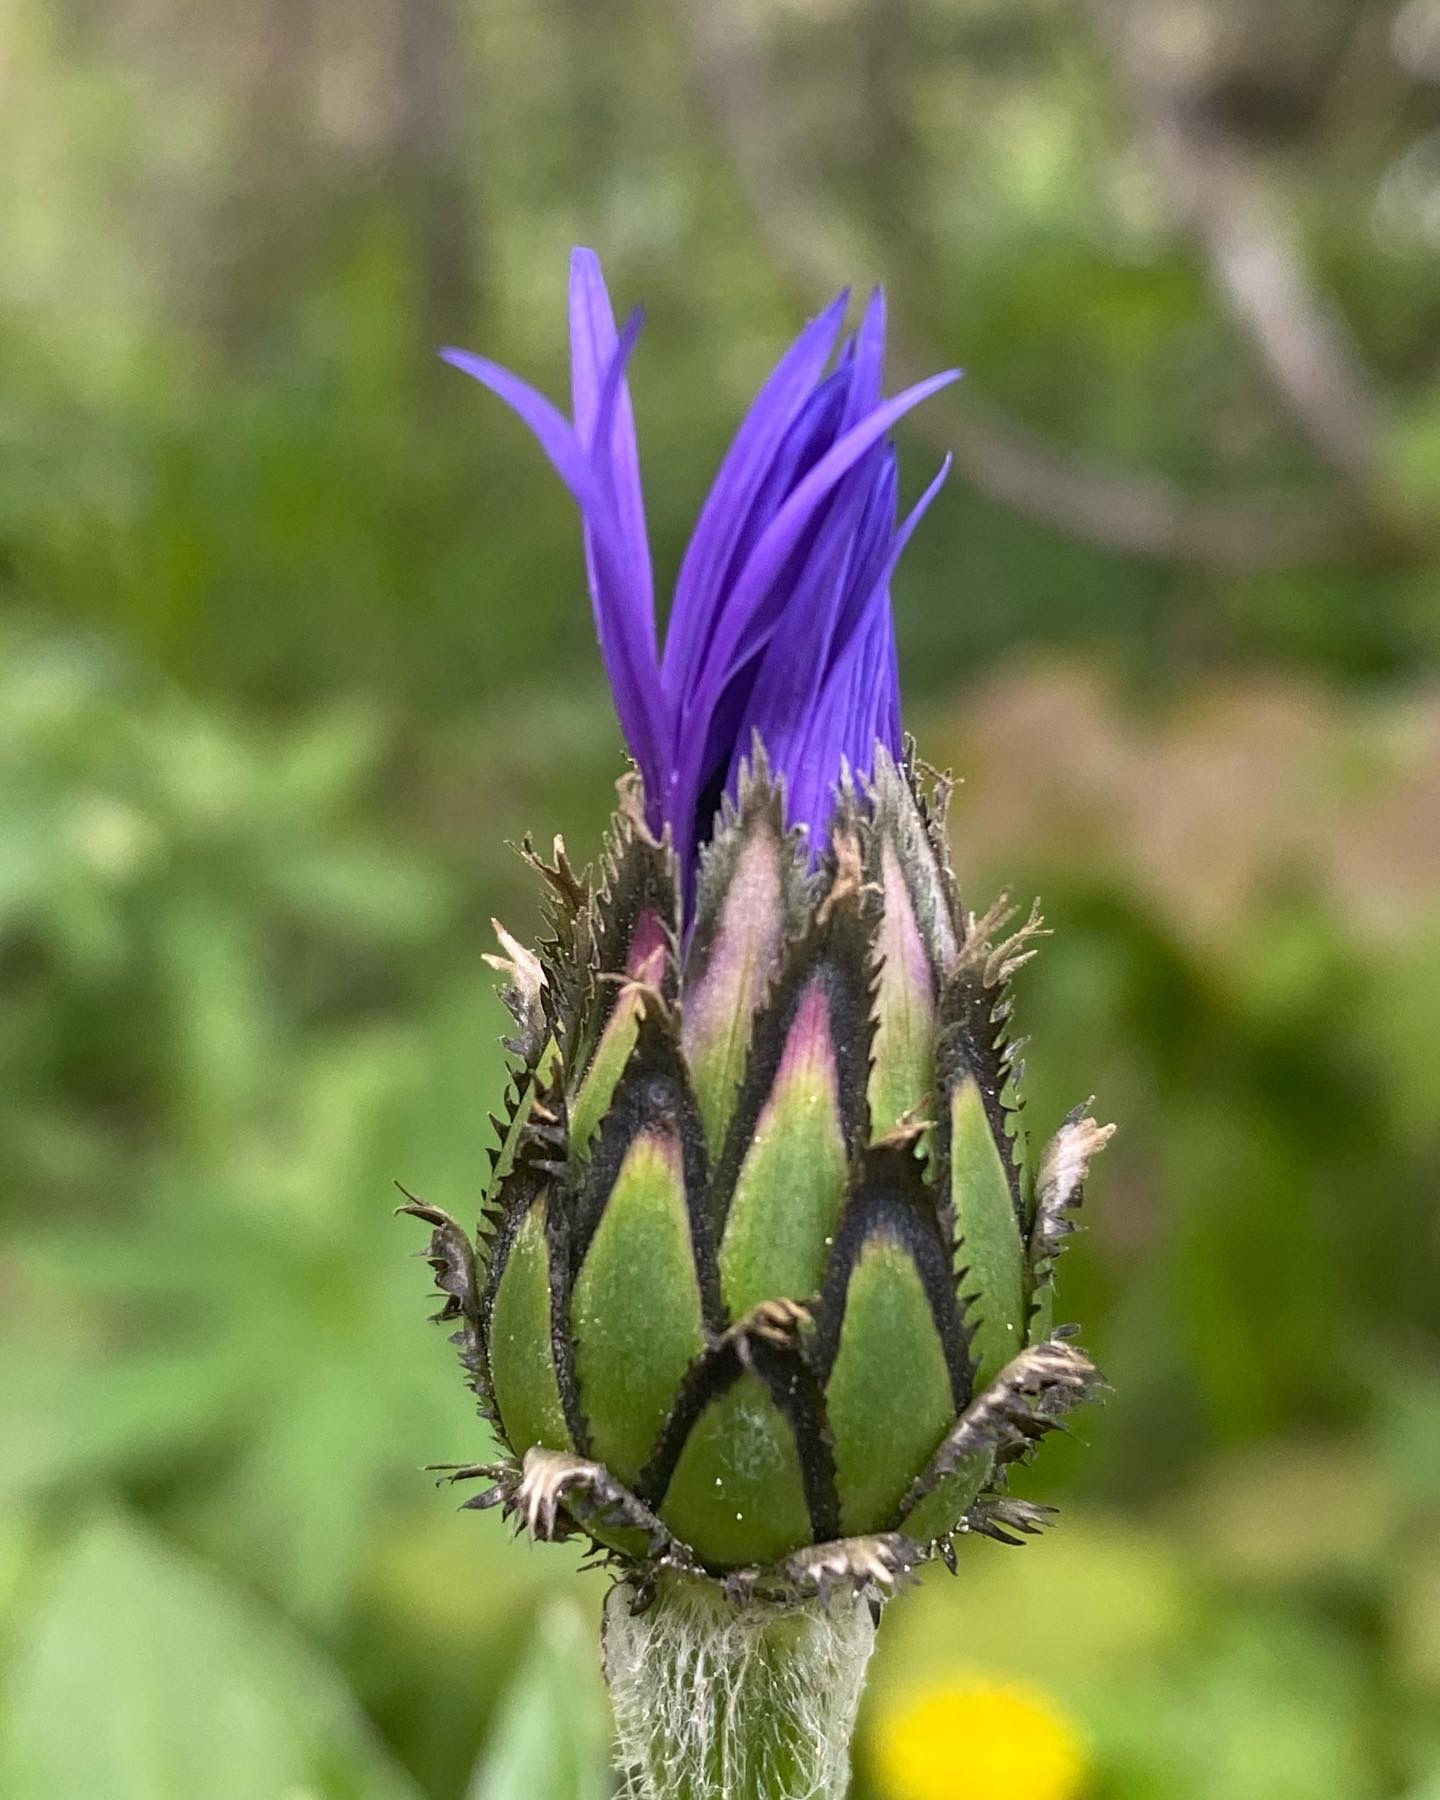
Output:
[
  {"xmin": 825, "ymin": 454, "xmax": 955, "ymax": 769},
  {"xmin": 684, "ymin": 371, "xmax": 962, "ymax": 722},
  {"xmin": 661, "ymin": 294, "xmax": 850, "ymax": 714},
  {"xmin": 672, "ymin": 373, "xmax": 852, "ymax": 773},
  {"xmin": 842, "ymin": 289, "xmax": 887, "ymax": 426},
  {"xmin": 753, "ymin": 453, "xmax": 951, "ymax": 849},
  {"xmin": 713, "ymin": 371, "xmax": 850, "ymax": 633},
  {"xmin": 584, "ymin": 307, "xmax": 662, "ymax": 790},
  {"xmin": 782, "ymin": 609, "xmax": 890, "ymax": 848},
  {"xmin": 852, "ymin": 454, "xmax": 952, "ymax": 649},
  {"xmin": 441, "ymin": 337, "xmax": 667, "ymax": 794},
  {"xmin": 882, "ymin": 623, "xmax": 902, "ymax": 749},
  {"xmin": 569, "ymin": 249, "xmax": 655, "ymax": 647},
  {"xmin": 828, "ymin": 448, "xmax": 898, "ymax": 653},
  {"xmin": 716, "ymin": 459, "xmax": 885, "ymax": 813}
]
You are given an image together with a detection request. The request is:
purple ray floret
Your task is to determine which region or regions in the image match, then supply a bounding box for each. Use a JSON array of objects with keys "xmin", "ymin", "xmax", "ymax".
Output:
[{"xmin": 442, "ymin": 248, "xmax": 958, "ymax": 886}]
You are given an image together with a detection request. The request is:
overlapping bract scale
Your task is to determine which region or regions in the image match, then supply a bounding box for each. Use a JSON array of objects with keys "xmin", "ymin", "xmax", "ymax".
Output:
[{"xmin": 407, "ymin": 751, "xmax": 1109, "ymax": 1588}]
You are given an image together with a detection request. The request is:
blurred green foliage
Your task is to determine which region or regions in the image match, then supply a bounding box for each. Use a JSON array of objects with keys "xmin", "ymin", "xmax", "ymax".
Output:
[{"xmin": 3, "ymin": 0, "xmax": 1440, "ymax": 1795}]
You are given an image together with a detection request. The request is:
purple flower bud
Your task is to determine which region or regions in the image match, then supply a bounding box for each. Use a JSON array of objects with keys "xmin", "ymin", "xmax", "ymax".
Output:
[{"xmin": 443, "ymin": 249, "xmax": 958, "ymax": 888}]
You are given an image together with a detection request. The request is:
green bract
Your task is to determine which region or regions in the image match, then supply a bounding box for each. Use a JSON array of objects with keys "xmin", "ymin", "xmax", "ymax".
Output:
[{"xmin": 407, "ymin": 746, "xmax": 1110, "ymax": 1604}]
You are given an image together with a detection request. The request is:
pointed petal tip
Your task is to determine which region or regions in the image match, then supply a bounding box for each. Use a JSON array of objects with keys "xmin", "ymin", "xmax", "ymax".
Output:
[
  {"xmin": 439, "ymin": 345, "xmax": 499, "ymax": 381},
  {"xmin": 866, "ymin": 366, "xmax": 963, "ymax": 437}
]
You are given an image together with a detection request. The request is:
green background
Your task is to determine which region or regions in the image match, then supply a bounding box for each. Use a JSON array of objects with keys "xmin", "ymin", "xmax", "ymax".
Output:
[{"xmin": 3, "ymin": 0, "xmax": 1440, "ymax": 1794}]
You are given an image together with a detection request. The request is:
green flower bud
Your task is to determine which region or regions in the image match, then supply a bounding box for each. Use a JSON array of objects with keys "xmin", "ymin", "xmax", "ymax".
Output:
[{"xmin": 407, "ymin": 747, "xmax": 1110, "ymax": 1604}]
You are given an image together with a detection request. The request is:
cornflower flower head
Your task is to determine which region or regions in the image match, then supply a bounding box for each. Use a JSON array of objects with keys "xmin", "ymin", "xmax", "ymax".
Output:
[{"xmin": 407, "ymin": 251, "xmax": 1111, "ymax": 1800}]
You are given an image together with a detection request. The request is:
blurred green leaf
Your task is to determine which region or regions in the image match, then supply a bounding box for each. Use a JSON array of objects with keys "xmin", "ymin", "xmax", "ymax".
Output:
[
  {"xmin": 8, "ymin": 1003, "xmax": 499, "ymax": 1629},
  {"xmin": 1094, "ymin": 1607, "xmax": 1375, "ymax": 1800},
  {"xmin": 869, "ymin": 1513, "xmax": 1201, "ymax": 1712},
  {"xmin": 467, "ymin": 1600, "xmax": 612, "ymax": 1800},
  {"xmin": 1175, "ymin": 1439, "xmax": 1395, "ymax": 1586},
  {"xmin": 0, "ymin": 1511, "xmax": 424, "ymax": 1800}
]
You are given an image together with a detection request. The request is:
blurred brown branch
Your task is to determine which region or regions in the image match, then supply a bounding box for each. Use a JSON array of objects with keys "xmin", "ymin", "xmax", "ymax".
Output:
[
  {"xmin": 391, "ymin": 0, "xmax": 480, "ymax": 346},
  {"xmin": 681, "ymin": 0, "xmax": 1405, "ymax": 573},
  {"xmin": 1087, "ymin": 0, "xmax": 1384, "ymax": 495}
]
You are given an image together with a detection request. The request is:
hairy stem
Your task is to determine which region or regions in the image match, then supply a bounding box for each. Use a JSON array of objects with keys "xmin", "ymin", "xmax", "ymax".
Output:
[{"xmin": 603, "ymin": 1576, "xmax": 876, "ymax": 1800}]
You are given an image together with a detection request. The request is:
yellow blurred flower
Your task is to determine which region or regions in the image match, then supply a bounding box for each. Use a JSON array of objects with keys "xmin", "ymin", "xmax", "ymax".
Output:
[{"xmin": 870, "ymin": 1670, "xmax": 1087, "ymax": 1800}]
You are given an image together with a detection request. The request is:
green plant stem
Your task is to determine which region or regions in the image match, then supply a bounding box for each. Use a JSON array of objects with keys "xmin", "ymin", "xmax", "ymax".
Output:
[{"xmin": 602, "ymin": 1574, "xmax": 876, "ymax": 1800}]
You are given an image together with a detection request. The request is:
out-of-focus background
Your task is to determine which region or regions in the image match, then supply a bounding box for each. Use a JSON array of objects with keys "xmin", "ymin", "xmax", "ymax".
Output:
[{"xmin": 3, "ymin": 0, "xmax": 1440, "ymax": 1795}]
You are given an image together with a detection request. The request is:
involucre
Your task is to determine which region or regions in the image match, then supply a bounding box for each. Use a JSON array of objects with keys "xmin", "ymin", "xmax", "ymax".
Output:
[{"xmin": 405, "ymin": 249, "xmax": 1111, "ymax": 1797}]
